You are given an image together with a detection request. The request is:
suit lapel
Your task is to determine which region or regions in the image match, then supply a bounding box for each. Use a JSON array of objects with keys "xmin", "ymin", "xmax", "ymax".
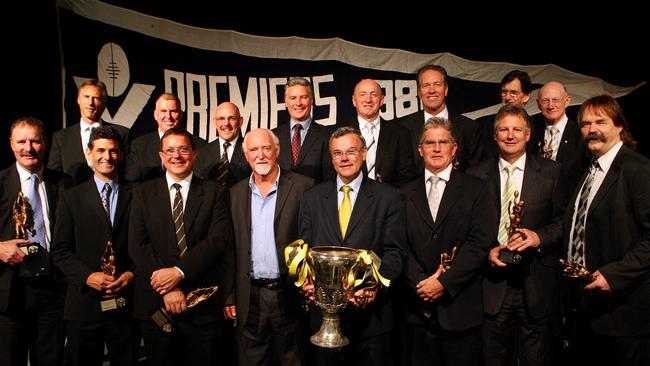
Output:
[
  {"xmin": 297, "ymin": 123, "xmax": 319, "ymax": 166},
  {"xmin": 345, "ymin": 177, "xmax": 372, "ymax": 239},
  {"xmin": 232, "ymin": 138, "xmax": 246, "ymax": 167},
  {"xmin": 520, "ymin": 155, "xmax": 541, "ymax": 213},
  {"xmin": 114, "ymin": 182, "xmax": 132, "ymax": 228},
  {"xmin": 184, "ymin": 178, "xmax": 203, "ymax": 235},
  {"xmin": 409, "ymin": 178, "xmax": 435, "ymax": 230},
  {"xmin": 69, "ymin": 124, "xmax": 86, "ymax": 162},
  {"xmin": 374, "ymin": 119, "xmax": 390, "ymax": 174},
  {"xmin": 277, "ymin": 124, "xmax": 292, "ymax": 168},
  {"xmin": 434, "ymin": 170, "xmax": 462, "ymax": 228},
  {"xmin": 588, "ymin": 148, "xmax": 623, "ymax": 217},
  {"xmin": 274, "ymin": 173, "xmax": 292, "ymax": 222},
  {"xmin": 322, "ymin": 181, "xmax": 343, "ymax": 241},
  {"xmin": 557, "ymin": 119, "xmax": 578, "ymax": 161},
  {"xmin": 80, "ymin": 179, "xmax": 110, "ymax": 228}
]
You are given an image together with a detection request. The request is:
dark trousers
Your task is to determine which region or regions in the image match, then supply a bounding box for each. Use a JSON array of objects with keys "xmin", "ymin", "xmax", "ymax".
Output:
[
  {"xmin": 483, "ymin": 284, "xmax": 557, "ymax": 366},
  {"xmin": 239, "ymin": 285, "xmax": 304, "ymax": 366},
  {"xmin": 0, "ymin": 276, "xmax": 64, "ymax": 366},
  {"xmin": 405, "ymin": 322, "xmax": 481, "ymax": 366},
  {"xmin": 312, "ymin": 331, "xmax": 393, "ymax": 366},
  {"xmin": 140, "ymin": 318, "xmax": 220, "ymax": 366},
  {"xmin": 66, "ymin": 316, "xmax": 139, "ymax": 366}
]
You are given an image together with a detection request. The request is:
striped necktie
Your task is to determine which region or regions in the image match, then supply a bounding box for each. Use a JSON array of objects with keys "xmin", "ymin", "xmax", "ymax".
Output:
[
  {"xmin": 498, "ymin": 165, "xmax": 516, "ymax": 246},
  {"xmin": 28, "ymin": 174, "xmax": 46, "ymax": 248},
  {"xmin": 215, "ymin": 140, "xmax": 231, "ymax": 185},
  {"xmin": 291, "ymin": 124, "xmax": 302, "ymax": 167},
  {"xmin": 569, "ymin": 161, "xmax": 599, "ymax": 265},
  {"xmin": 172, "ymin": 183, "xmax": 187, "ymax": 256}
]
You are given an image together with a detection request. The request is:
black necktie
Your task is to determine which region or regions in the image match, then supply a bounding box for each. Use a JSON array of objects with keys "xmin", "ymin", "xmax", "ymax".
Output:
[{"xmin": 102, "ymin": 182, "xmax": 112, "ymax": 226}]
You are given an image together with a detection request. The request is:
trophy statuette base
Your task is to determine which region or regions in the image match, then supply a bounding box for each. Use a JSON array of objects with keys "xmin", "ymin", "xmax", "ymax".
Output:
[
  {"xmin": 100, "ymin": 296, "xmax": 126, "ymax": 312},
  {"xmin": 310, "ymin": 311, "xmax": 349, "ymax": 348},
  {"xmin": 498, "ymin": 249, "xmax": 526, "ymax": 264},
  {"xmin": 151, "ymin": 308, "xmax": 173, "ymax": 333},
  {"xmin": 18, "ymin": 243, "xmax": 40, "ymax": 256}
]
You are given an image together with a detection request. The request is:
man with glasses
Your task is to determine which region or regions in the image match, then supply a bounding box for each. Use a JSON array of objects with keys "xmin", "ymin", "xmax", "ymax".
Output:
[
  {"xmin": 401, "ymin": 117, "xmax": 494, "ymax": 366},
  {"xmin": 195, "ymin": 101, "xmax": 251, "ymax": 187},
  {"xmin": 299, "ymin": 126, "xmax": 406, "ymax": 366},
  {"xmin": 129, "ymin": 129, "xmax": 232, "ymax": 366}
]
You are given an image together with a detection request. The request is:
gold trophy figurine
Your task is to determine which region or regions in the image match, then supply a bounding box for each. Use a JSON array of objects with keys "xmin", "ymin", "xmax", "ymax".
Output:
[
  {"xmin": 12, "ymin": 191, "xmax": 40, "ymax": 255},
  {"xmin": 559, "ymin": 259, "xmax": 595, "ymax": 283},
  {"xmin": 150, "ymin": 285, "xmax": 219, "ymax": 333},
  {"xmin": 440, "ymin": 246, "xmax": 458, "ymax": 271},
  {"xmin": 498, "ymin": 191, "xmax": 527, "ymax": 264},
  {"xmin": 539, "ymin": 140, "xmax": 553, "ymax": 160},
  {"xmin": 99, "ymin": 241, "xmax": 127, "ymax": 312}
]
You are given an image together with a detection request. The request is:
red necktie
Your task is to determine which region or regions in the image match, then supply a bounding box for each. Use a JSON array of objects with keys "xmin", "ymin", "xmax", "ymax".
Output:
[{"xmin": 291, "ymin": 124, "xmax": 303, "ymax": 167}]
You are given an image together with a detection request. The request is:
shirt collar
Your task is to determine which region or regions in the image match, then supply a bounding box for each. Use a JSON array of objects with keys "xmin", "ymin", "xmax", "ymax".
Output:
[
  {"xmin": 80, "ymin": 119, "xmax": 101, "ymax": 131},
  {"xmin": 424, "ymin": 162, "xmax": 453, "ymax": 184},
  {"xmin": 93, "ymin": 175, "xmax": 117, "ymax": 193},
  {"xmin": 499, "ymin": 152, "xmax": 527, "ymax": 172},
  {"xmin": 290, "ymin": 117, "xmax": 312, "ymax": 132},
  {"xmin": 424, "ymin": 106, "xmax": 449, "ymax": 122},
  {"xmin": 165, "ymin": 172, "xmax": 193, "ymax": 191},
  {"xmin": 219, "ymin": 135, "xmax": 239, "ymax": 147},
  {"xmin": 337, "ymin": 171, "xmax": 364, "ymax": 193},
  {"xmin": 594, "ymin": 141, "xmax": 623, "ymax": 173},
  {"xmin": 248, "ymin": 166, "xmax": 281, "ymax": 193},
  {"xmin": 15, "ymin": 162, "xmax": 43, "ymax": 183},
  {"xmin": 358, "ymin": 116, "xmax": 381, "ymax": 128}
]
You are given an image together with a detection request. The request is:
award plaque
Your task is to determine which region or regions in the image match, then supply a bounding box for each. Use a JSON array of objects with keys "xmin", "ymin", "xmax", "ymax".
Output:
[
  {"xmin": 498, "ymin": 191, "xmax": 529, "ymax": 265},
  {"xmin": 99, "ymin": 241, "xmax": 126, "ymax": 312},
  {"xmin": 12, "ymin": 191, "xmax": 40, "ymax": 255},
  {"xmin": 150, "ymin": 285, "xmax": 219, "ymax": 333}
]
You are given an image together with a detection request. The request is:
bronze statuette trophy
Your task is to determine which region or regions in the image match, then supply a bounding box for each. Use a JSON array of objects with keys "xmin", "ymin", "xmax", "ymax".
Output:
[
  {"xmin": 100, "ymin": 241, "xmax": 127, "ymax": 312},
  {"xmin": 12, "ymin": 191, "xmax": 41, "ymax": 255},
  {"xmin": 150, "ymin": 285, "xmax": 219, "ymax": 333},
  {"xmin": 498, "ymin": 191, "xmax": 528, "ymax": 264},
  {"xmin": 440, "ymin": 246, "xmax": 458, "ymax": 271},
  {"xmin": 559, "ymin": 259, "xmax": 594, "ymax": 283}
]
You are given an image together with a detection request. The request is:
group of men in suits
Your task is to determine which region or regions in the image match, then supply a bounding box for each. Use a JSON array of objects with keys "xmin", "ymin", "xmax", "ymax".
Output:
[{"xmin": 1, "ymin": 66, "xmax": 649, "ymax": 366}]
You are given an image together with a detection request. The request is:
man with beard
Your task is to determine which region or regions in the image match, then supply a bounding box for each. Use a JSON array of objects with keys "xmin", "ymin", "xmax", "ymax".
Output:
[
  {"xmin": 195, "ymin": 102, "xmax": 251, "ymax": 187},
  {"xmin": 125, "ymin": 93, "xmax": 206, "ymax": 182},
  {"xmin": 225, "ymin": 128, "xmax": 313, "ymax": 365}
]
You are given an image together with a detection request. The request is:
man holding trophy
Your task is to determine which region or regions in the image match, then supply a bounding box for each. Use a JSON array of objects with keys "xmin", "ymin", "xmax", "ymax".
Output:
[
  {"xmin": 0, "ymin": 117, "xmax": 69, "ymax": 366},
  {"xmin": 299, "ymin": 127, "xmax": 406, "ymax": 366},
  {"xmin": 51, "ymin": 126, "xmax": 137, "ymax": 365},
  {"xmin": 401, "ymin": 118, "xmax": 495, "ymax": 366},
  {"xmin": 468, "ymin": 104, "xmax": 567, "ymax": 366}
]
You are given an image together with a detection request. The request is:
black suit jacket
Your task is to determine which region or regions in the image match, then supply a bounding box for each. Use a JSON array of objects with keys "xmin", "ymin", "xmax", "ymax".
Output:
[
  {"xmin": 401, "ymin": 170, "xmax": 494, "ymax": 331},
  {"xmin": 194, "ymin": 137, "xmax": 251, "ymax": 187},
  {"xmin": 47, "ymin": 122, "xmax": 130, "ymax": 185},
  {"xmin": 51, "ymin": 179, "xmax": 133, "ymax": 321},
  {"xmin": 398, "ymin": 110, "xmax": 483, "ymax": 172},
  {"xmin": 563, "ymin": 145, "xmax": 650, "ymax": 336},
  {"xmin": 0, "ymin": 165, "xmax": 69, "ymax": 311},
  {"xmin": 299, "ymin": 176, "xmax": 407, "ymax": 338},
  {"xmin": 273, "ymin": 121, "xmax": 333, "ymax": 183},
  {"xmin": 529, "ymin": 115, "xmax": 590, "ymax": 193},
  {"xmin": 468, "ymin": 154, "xmax": 566, "ymax": 318},
  {"xmin": 226, "ymin": 170, "xmax": 314, "ymax": 335},
  {"xmin": 128, "ymin": 176, "xmax": 232, "ymax": 323},
  {"xmin": 340, "ymin": 118, "xmax": 418, "ymax": 187}
]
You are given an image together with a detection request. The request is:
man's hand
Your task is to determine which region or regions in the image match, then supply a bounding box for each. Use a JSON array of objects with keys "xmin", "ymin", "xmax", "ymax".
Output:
[
  {"xmin": 223, "ymin": 305, "xmax": 237, "ymax": 320},
  {"xmin": 86, "ymin": 272, "xmax": 116, "ymax": 292},
  {"xmin": 0, "ymin": 239, "xmax": 28, "ymax": 265},
  {"xmin": 106, "ymin": 271, "xmax": 134, "ymax": 294},
  {"xmin": 416, "ymin": 266, "xmax": 445, "ymax": 302},
  {"xmin": 163, "ymin": 288, "xmax": 187, "ymax": 314},
  {"xmin": 151, "ymin": 267, "xmax": 183, "ymax": 295},
  {"xmin": 349, "ymin": 287, "xmax": 378, "ymax": 309},
  {"xmin": 584, "ymin": 270, "xmax": 612, "ymax": 292},
  {"xmin": 301, "ymin": 280, "xmax": 315, "ymax": 302},
  {"xmin": 488, "ymin": 246, "xmax": 508, "ymax": 267},
  {"xmin": 507, "ymin": 228, "xmax": 540, "ymax": 251}
]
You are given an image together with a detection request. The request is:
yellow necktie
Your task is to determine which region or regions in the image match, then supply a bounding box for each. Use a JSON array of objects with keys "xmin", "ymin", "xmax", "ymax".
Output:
[{"xmin": 339, "ymin": 185, "xmax": 352, "ymax": 237}]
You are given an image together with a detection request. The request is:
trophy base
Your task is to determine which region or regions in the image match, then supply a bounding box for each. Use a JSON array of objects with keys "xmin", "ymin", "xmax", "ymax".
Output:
[
  {"xmin": 151, "ymin": 308, "xmax": 173, "ymax": 333},
  {"xmin": 498, "ymin": 249, "xmax": 526, "ymax": 264},
  {"xmin": 100, "ymin": 295, "xmax": 126, "ymax": 312},
  {"xmin": 310, "ymin": 311, "xmax": 349, "ymax": 348},
  {"xmin": 18, "ymin": 243, "xmax": 40, "ymax": 256}
]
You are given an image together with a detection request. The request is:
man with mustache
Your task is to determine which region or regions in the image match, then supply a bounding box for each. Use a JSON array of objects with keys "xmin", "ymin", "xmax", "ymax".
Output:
[
  {"xmin": 48, "ymin": 79, "xmax": 129, "ymax": 185},
  {"xmin": 563, "ymin": 95, "xmax": 650, "ymax": 364},
  {"xmin": 195, "ymin": 101, "xmax": 251, "ymax": 187},
  {"xmin": 1, "ymin": 117, "xmax": 70, "ymax": 366},
  {"xmin": 225, "ymin": 128, "xmax": 314, "ymax": 365},
  {"xmin": 125, "ymin": 93, "xmax": 206, "ymax": 182}
]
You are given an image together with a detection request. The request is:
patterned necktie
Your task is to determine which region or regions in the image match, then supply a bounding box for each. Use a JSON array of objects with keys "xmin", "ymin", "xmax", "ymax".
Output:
[
  {"xmin": 215, "ymin": 140, "xmax": 231, "ymax": 185},
  {"xmin": 569, "ymin": 161, "xmax": 599, "ymax": 265},
  {"xmin": 427, "ymin": 175, "xmax": 441, "ymax": 221},
  {"xmin": 546, "ymin": 125, "xmax": 560, "ymax": 160},
  {"xmin": 102, "ymin": 182, "xmax": 112, "ymax": 226},
  {"xmin": 364, "ymin": 123, "xmax": 377, "ymax": 175},
  {"xmin": 339, "ymin": 185, "xmax": 352, "ymax": 238},
  {"xmin": 172, "ymin": 183, "xmax": 187, "ymax": 256},
  {"xmin": 28, "ymin": 174, "xmax": 46, "ymax": 248},
  {"xmin": 291, "ymin": 124, "xmax": 303, "ymax": 167},
  {"xmin": 498, "ymin": 165, "xmax": 516, "ymax": 246}
]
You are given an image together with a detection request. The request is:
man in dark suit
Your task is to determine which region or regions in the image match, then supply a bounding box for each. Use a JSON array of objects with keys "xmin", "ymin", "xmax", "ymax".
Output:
[
  {"xmin": 52, "ymin": 126, "xmax": 138, "ymax": 366},
  {"xmin": 468, "ymin": 104, "xmax": 566, "ymax": 366},
  {"xmin": 47, "ymin": 79, "xmax": 129, "ymax": 185},
  {"xmin": 401, "ymin": 117, "xmax": 494, "ymax": 366},
  {"xmin": 299, "ymin": 127, "xmax": 407, "ymax": 366},
  {"xmin": 530, "ymin": 81, "xmax": 589, "ymax": 193},
  {"xmin": 125, "ymin": 93, "xmax": 206, "ymax": 182},
  {"xmin": 225, "ymin": 128, "xmax": 314, "ymax": 365},
  {"xmin": 272, "ymin": 77, "xmax": 333, "ymax": 183},
  {"xmin": 128, "ymin": 129, "xmax": 233, "ymax": 366},
  {"xmin": 563, "ymin": 95, "xmax": 650, "ymax": 364},
  {"xmin": 339, "ymin": 78, "xmax": 417, "ymax": 187},
  {"xmin": 398, "ymin": 65, "xmax": 482, "ymax": 172},
  {"xmin": 0, "ymin": 117, "xmax": 69, "ymax": 366},
  {"xmin": 195, "ymin": 101, "xmax": 251, "ymax": 187}
]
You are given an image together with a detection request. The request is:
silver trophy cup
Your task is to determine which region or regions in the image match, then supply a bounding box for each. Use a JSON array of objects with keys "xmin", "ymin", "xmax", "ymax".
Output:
[{"xmin": 308, "ymin": 246, "xmax": 358, "ymax": 348}]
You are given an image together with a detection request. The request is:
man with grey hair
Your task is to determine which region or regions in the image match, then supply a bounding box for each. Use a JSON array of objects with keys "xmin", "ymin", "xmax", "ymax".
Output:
[
  {"xmin": 225, "ymin": 128, "xmax": 313, "ymax": 365},
  {"xmin": 401, "ymin": 117, "xmax": 493, "ymax": 366},
  {"xmin": 272, "ymin": 77, "xmax": 333, "ymax": 183},
  {"xmin": 300, "ymin": 126, "xmax": 406, "ymax": 366}
]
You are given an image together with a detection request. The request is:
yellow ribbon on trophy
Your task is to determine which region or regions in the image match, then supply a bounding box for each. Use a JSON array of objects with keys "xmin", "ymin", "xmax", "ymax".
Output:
[
  {"xmin": 284, "ymin": 239, "xmax": 312, "ymax": 286},
  {"xmin": 348, "ymin": 250, "xmax": 391, "ymax": 289}
]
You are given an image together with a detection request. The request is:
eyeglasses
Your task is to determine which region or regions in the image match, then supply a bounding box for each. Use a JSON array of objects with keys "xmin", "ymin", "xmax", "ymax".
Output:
[
  {"xmin": 332, "ymin": 149, "xmax": 361, "ymax": 159},
  {"xmin": 538, "ymin": 98, "xmax": 563, "ymax": 106},
  {"xmin": 162, "ymin": 146, "xmax": 193, "ymax": 156},
  {"xmin": 421, "ymin": 140, "xmax": 453, "ymax": 148},
  {"xmin": 215, "ymin": 116, "xmax": 240, "ymax": 123},
  {"xmin": 500, "ymin": 89, "xmax": 522, "ymax": 97}
]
